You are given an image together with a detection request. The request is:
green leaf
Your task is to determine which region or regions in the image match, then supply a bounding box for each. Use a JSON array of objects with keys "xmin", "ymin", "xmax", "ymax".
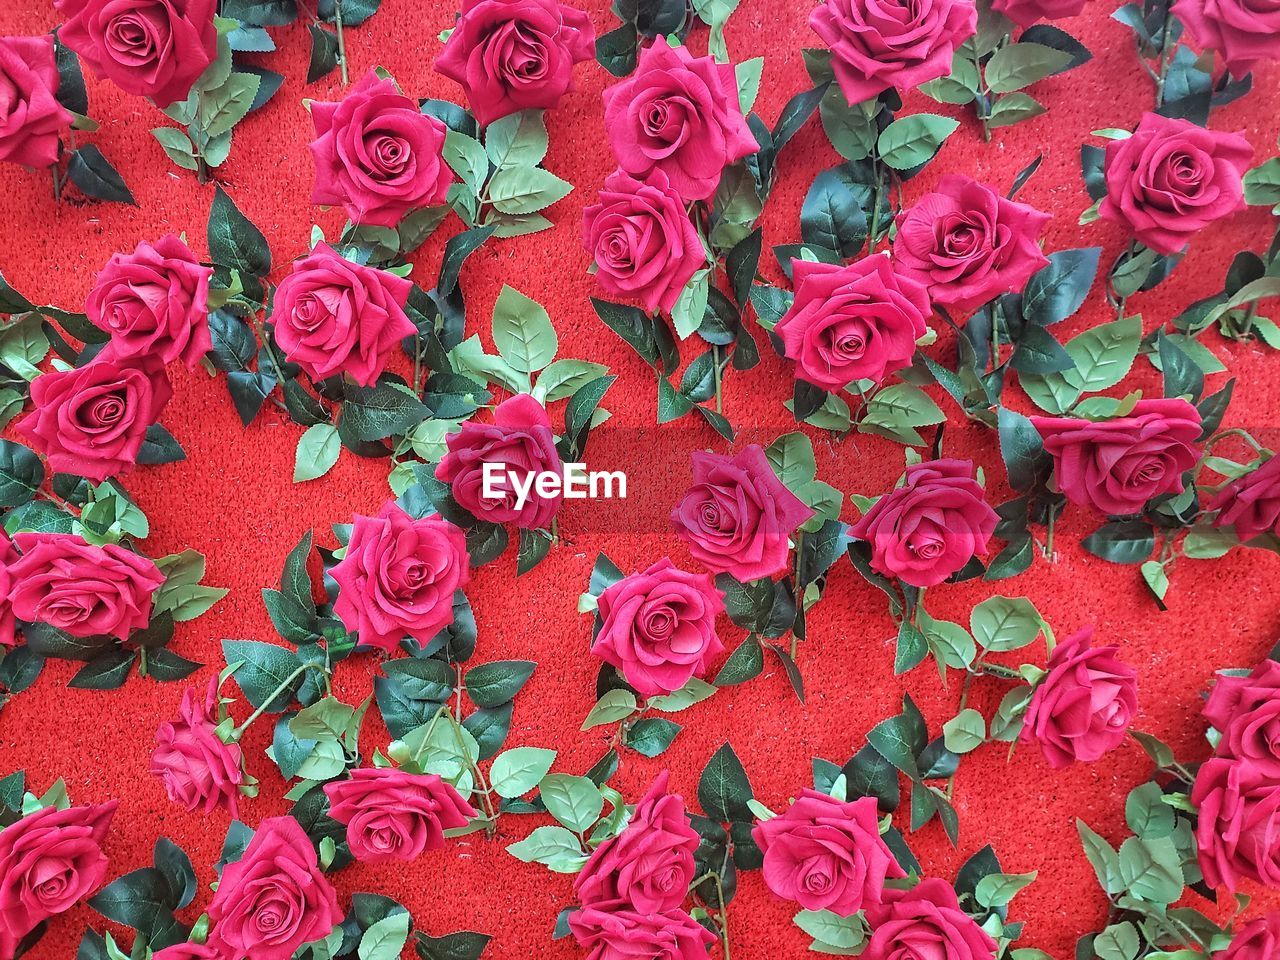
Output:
[
  {"xmin": 975, "ymin": 870, "xmax": 1037, "ymax": 907},
  {"xmin": 1066, "ymin": 314, "xmax": 1143, "ymax": 392},
  {"xmin": 1117, "ymin": 835, "xmax": 1184, "ymax": 904},
  {"xmin": 67, "ymin": 145, "xmax": 135, "ymax": 204},
  {"xmin": 801, "ymin": 168, "xmax": 867, "ymax": 260},
  {"xmin": 1022, "ymin": 248, "xmax": 1102, "ymax": 326},
  {"xmin": 648, "ymin": 677, "xmax": 717, "ymax": 712},
  {"xmin": 865, "ymin": 713, "xmax": 920, "ymax": 780},
  {"xmin": 485, "ymin": 110, "xmax": 548, "ymax": 169},
  {"xmin": 487, "ymin": 166, "xmax": 572, "ymax": 215},
  {"xmin": 793, "ymin": 910, "xmax": 865, "ymax": 950},
  {"xmin": 222, "ymin": 639, "xmax": 302, "ymax": 712},
  {"xmin": 492, "ymin": 286, "xmax": 557, "ymax": 373},
  {"xmin": 208, "ymin": 186, "xmax": 271, "ymax": 276},
  {"xmin": 198, "ymin": 71, "xmax": 260, "ymax": 138},
  {"xmin": 713, "ymin": 635, "xmax": 764, "ymax": 685},
  {"xmin": 1082, "ymin": 520, "xmax": 1156, "ymax": 564},
  {"xmin": 0, "ymin": 440, "xmax": 44, "ymax": 508},
  {"xmin": 491, "ymin": 747, "xmax": 557, "ymax": 799},
  {"xmin": 342, "ymin": 381, "xmax": 429, "ymax": 441},
  {"xmin": 876, "ymin": 114, "xmax": 959, "ymax": 170},
  {"xmin": 765, "ymin": 432, "xmax": 817, "ymax": 488},
  {"xmin": 985, "ymin": 42, "xmax": 1074, "ymax": 92},
  {"xmin": 970, "ymin": 596, "xmax": 1043, "ymax": 651},
  {"xmin": 539, "ymin": 774, "xmax": 603, "ymax": 832},
  {"xmin": 894, "ymin": 620, "xmax": 927, "ymax": 674},
  {"xmin": 1077, "ymin": 819, "xmax": 1123, "ymax": 894},
  {"xmin": 294, "ymin": 423, "xmax": 340, "ymax": 483},
  {"xmin": 698, "ymin": 742, "xmax": 754, "ymax": 821},
  {"xmin": 624, "ymin": 717, "xmax": 682, "ymax": 757},
  {"xmin": 942, "ymin": 708, "xmax": 986, "ymax": 753},
  {"xmin": 1093, "ymin": 921, "xmax": 1140, "ymax": 960},
  {"xmin": 670, "ymin": 269, "xmax": 711, "ymax": 340},
  {"xmin": 580, "ymin": 688, "xmax": 637, "ymax": 729},
  {"xmin": 535, "ymin": 359, "xmax": 609, "ymax": 403},
  {"xmin": 463, "ymin": 660, "xmax": 536, "ymax": 708},
  {"xmin": 506, "ymin": 825, "xmax": 585, "ymax": 869},
  {"xmin": 986, "ymin": 92, "xmax": 1046, "ymax": 127},
  {"xmin": 359, "ymin": 911, "xmax": 411, "ymax": 960},
  {"xmin": 68, "ymin": 649, "xmax": 136, "ymax": 690}
]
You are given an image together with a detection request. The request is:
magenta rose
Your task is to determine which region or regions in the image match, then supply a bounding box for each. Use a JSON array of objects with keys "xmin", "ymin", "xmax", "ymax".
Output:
[
  {"xmin": 1216, "ymin": 911, "xmax": 1280, "ymax": 960},
  {"xmin": 569, "ymin": 904, "xmax": 716, "ymax": 960},
  {"xmin": 151, "ymin": 945, "xmax": 226, "ymax": 960},
  {"xmin": 1204, "ymin": 660, "xmax": 1280, "ymax": 776},
  {"xmin": 150, "ymin": 677, "xmax": 246, "ymax": 818},
  {"xmin": 0, "ymin": 801, "xmax": 117, "ymax": 958},
  {"xmin": 88, "ymin": 235, "xmax": 213, "ymax": 369},
  {"xmin": 0, "ymin": 532, "xmax": 18, "ymax": 649},
  {"xmin": 323, "ymin": 768, "xmax": 475, "ymax": 863},
  {"xmin": 991, "ymin": 0, "xmax": 1086, "ymax": 26},
  {"xmin": 670, "ymin": 445, "xmax": 814, "ymax": 582},
  {"xmin": 774, "ymin": 255, "xmax": 932, "ymax": 392},
  {"xmin": 1211, "ymin": 456, "xmax": 1280, "ymax": 543},
  {"xmin": 10, "ymin": 533, "xmax": 163, "ymax": 640},
  {"xmin": 753, "ymin": 790, "xmax": 904, "ymax": 915},
  {"xmin": 54, "ymin": 0, "xmax": 216, "ymax": 108},
  {"xmin": 332, "ymin": 501, "xmax": 471, "ymax": 653},
  {"xmin": 207, "ymin": 816, "xmax": 341, "ymax": 960},
  {"xmin": 850, "ymin": 459, "xmax": 997, "ymax": 588},
  {"xmin": 435, "ymin": 393, "xmax": 564, "ymax": 530},
  {"xmin": 1178, "ymin": 0, "xmax": 1280, "ymax": 76},
  {"xmin": 864, "ymin": 878, "xmax": 999, "ymax": 960},
  {"xmin": 602, "ymin": 37, "xmax": 757, "ymax": 201},
  {"xmin": 435, "ymin": 0, "xmax": 596, "ymax": 126},
  {"xmin": 1032, "ymin": 398, "xmax": 1203, "ymax": 517},
  {"xmin": 1019, "ymin": 626, "xmax": 1138, "ymax": 770},
  {"xmin": 811, "ymin": 0, "xmax": 977, "ymax": 105},
  {"xmin": 893, "ymin": 174, "xmax": 1051, "ymax": 310},
  {"xmin": 271, "ymin": 243, "xmax": 415, "ymax": 387},
  {"xmin": 0, "ymin": 36, "xmax": 72, "ymax": 169},
  {"xmin": 591, "ymin": 558, "xmax": 724, "ymax": 697},
  {"xmin": 1192, "ymin": 757, "xmax": 1280, "ymax": 892},
  {"xmin": 1100, "ymin": 112, "xmax": 1253, "ymax": 255}
]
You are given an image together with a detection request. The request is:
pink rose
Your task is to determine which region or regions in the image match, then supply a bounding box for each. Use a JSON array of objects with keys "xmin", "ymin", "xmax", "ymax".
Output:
[
  {"xmin": 849, "ymin": 459, "xmax": 998, "ymax": 588},
  {"xmin": 753, "ymin": 790, "xmax": 904, "ymax": 914},
  {"xmin": 1177, "ymin": 0, "xmax": 1280, "ymax": 76},
  {"xmin": 0, "ymin": 37, "xmax": 72, "ymax": 169},
  {"xmin": 332, "ymin": 501, "xmax": 471, "ymax": 653},
  {"xmin": 575, "ymin": 771, "xmax": 699, "ymax": 913},
  {"xmin": 10, "ymin": 533, "xmax": 164, "ymax": 640},
  {"xmin": 670, "ymin": 445, "xmax": 814, "ymax": 582},
  {"xmin": 1204, "ymin": 660, "xmax": 1280, "ymax": 776},
  {"xmin": 0, "ymin": 801, "xmax": 117, "ymax": 958},
  {"xmin": 1193, "ymin": 757, "xmax": 1280, "ymax": 892},
  {"xmin": 54, "ymin": 0, "xmax": 216, "ymax": 108},
  {"xmin": 568, "ymin": 904, "xmax": 716, "ymax": 960},
  {"xmin": 1019, "ymin": 626, "xmax": 1138, "ymax": 769},
  {"xmin": 271, "ymin": 244, "xmax": 415, "ymax": 387},
  {"xmin": 1216, "ymin": 911, "xmax": 1280, "ymax": 960},
  {"xmin": 1100, "ymin": 112, "xmax": 1253, "ymax": 255},
  {"xmin": 1211, "ymin": 456, "xmax": 1280, "ymax": 543},
  {"xmin": 864, "ymin": 878, "xmax": 998, "ymax": 960},
  {"xmin": 1032, "ymin": 399, "xmax": 1203, "ymax": 517},
  {"xmin": 0, "ymin": 532, "xmax": 18, "ymax": 649},
  {"xmin": 18, "ymin": 356, "xmax": 172, "ymax": 482},
  {"xmin": 151, "ymin": 677, "xmax": 246, "ymax": 818},
  {"xmin": 591, "ymin": 558, "xmax": 724, "ymax": 697},
  {"xmin": 602, "ymin": 37, "xmax": 757, "ymax": 201},
  {"xmin": 893, "ymin": 174, "xmax": 1051, "ymax": 310},
  {"xmin": 88, "ymin": 235, "xmax": 213, "ymax": 369},
  {"xmin": 811, "ymin": 0, "xmax": 978, "ymax": 105},
  {"xmin": 435, "ymin": 393, "xmax": 564, "ymax": 530},
  {"xmin": 207, "ymin": 816, "xmax": 341, "ymax": 960},
  {"xmin": 991, "ymin": 0, "xmax": 1086, "ymax": 27},
  {"xmin": 151, "ymin": 945, "xmax": 226, "ymax": 960},
  {"xmin": 435, "ymin": 0, "xmax": 596, "ymax": 126},
  {"xmin": 774, "ymin": 255, "xmax": 932, "ymax": 392},
  {"xmin": 323, "ymin": 768, "xmax": 475, "ymax": 863}
]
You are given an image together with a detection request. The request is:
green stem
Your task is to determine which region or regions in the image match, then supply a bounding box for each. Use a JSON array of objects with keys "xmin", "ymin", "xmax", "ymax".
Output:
[
  {"xmin": 50, "ymin": 164, "xmax": 62, "ymax": 202},
  {"xmin": 443, "ymin": 710, "xmax": 499, "ymax": 836},
  {"xmin": 233, "ymin": 663, "xmax": 317, "ymax": 738},
  {"xmin": 335, "ymin": 0, "xmax": 349, "ymax": 85},
  {"xmin": 712, "ymin": 346, "xmax": 723, "ymax": 414},
  {"xmin": 1154, "ymin": 8, "xmax": 1175, "ymax": 107}
]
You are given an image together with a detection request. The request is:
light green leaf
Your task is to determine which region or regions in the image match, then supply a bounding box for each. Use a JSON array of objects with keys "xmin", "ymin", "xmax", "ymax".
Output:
[
  {"xmin": 492, "ymin": 285, "xmax": 558, "ymax": 373},
  {"xmin": 294, "ymin": 423, "xmax": 340, "ymax": 483},
  {"xmin": 943, "ymin": 708, "xmax": 986, "ymax": 753},
  {"xmin": 491, "ymin": 747, "xmax": 557, "ymax": 799},
  {"xmin": 877, "ymin": 114, "xmax": 959, "ymax": 170},
  {"xmin": 358, "ymin": 911, "xmax": 411, "ymax": 960},
  {"xmin": 485, "ymin": 110, "xmax": 548, "ymax": 170},
  {"xmin": 581, "ymin": 689, "xmax": 638, "ymax": 729},
  {"xmin": 487, "ymin": 166, "xmax": 572, "ymax": 214},
  {"xmin": 539, "ymin": 774, "xmax": 604, "ymax": 832},
  {"xmin": 971, "ymin": 596, "xmax": 1043, "ymax": 652},
  {"xmin": 985, "ymin": 42, "xmax": 1073, "ymax": 93}
]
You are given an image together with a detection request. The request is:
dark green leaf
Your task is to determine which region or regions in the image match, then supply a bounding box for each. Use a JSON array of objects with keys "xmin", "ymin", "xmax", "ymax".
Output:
[
  {"xmin": 67, "ymin": 146, "xmax": 135, "ymax": 205},
  {"xmin": 464, "ymin": 660, "xmax": 536, "ymax": 708},
  {"xmin": 209, "ymin": 187, "xmax": 271, "ymax": 276},
  {"xmin": 698, "ymin": 742, "xmax": 753, "ymax": 822}
]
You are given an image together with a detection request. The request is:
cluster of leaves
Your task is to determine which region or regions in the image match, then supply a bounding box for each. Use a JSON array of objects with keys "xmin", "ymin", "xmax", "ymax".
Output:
[
  {"xmin": 220, "ymin": 0, "xmax": 385, "ymax": 87},
  {"xmin": 595, "ymin": 0, "xmax": 746, "ymax": 76}
]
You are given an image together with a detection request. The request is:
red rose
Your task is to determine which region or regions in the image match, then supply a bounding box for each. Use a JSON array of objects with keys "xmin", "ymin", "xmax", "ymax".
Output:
[
  {"xmin": 602, "ymin": 37, "xmax": 757, "ymax": 201},
  {"xmin": 271, "ymin": 244, "xmax": 415, "ymax": 387},
  {"xmin": 89, "ymin": 235, "xmax": 213, "ymax": 369},
  {"xmin": 435, "ymin": 393, "xmax": 564, "ymax": 530},
  {"xmin": 435, "ymin": 0, "xmax": 596, "ymax": 126},
  {"xmin": 323, "ymin": 768, "xmax": 475, "ymax": 863},
  {"xmin": 10, "ymin": 533, "xmax": 164, "ymax": 640},
  {"xmin": 811, "ymin": 0, "xmax": 977, "ymax": 105},
  {"xmin": 151, "ymin": 945, "xmax": 226, "ymax": 960},
  {"xmin": 1204, "ymin": 661, "xmax": 1280, "ymax": 777},
  {"xmin": 1216, "ymin": 911, "xmax": 1280, "ymax": 960},
  {"xmin": 774, "ymin": 255, "xmax": 932, "ymax": 392},
  {"xmin": 990, "ymin": 0, "xmax": 1086, "ymax": 27},
  {"xmin": 864, "ymin": 878, "xmax": 998, "ymax": 960},
  {"xmin": 0, "ymin": 36, "xmax": 72, "ymax": 169},
  {"xmin": 1178, "ymin": 0, "xmax": 1280, "ymax": 76},
  {"xmin": 1100, "ymin": 112, "xmax": 1253, "ymax": 255},
  {"xmin": 150, "ymin": 677, "xmax": 246, "ymax": 817},
  {"xmin": 1019, "ymin": 626, "xmax": 1138, "ymax": 769},
  {"xmin": 591, "ymin": 558, "xmax": 724, "ymax": 697},
  {"xmin": 582, "ymin": 168, "xmax": 706, "ymax": 315},
  {"xmin": 54, "ymin": 0, "xmax": 216, "ymax": 108},
  {"xmin": 575, "ymin": 771, "xmax": 699, "ymax": 913},
  {"xmin": 568, "ymin": 904, "xmax": 716, "ymax": 960},
  {"xmin": 206, "ymin": 816, "xmax": 341, "ymax": 960},
  {"xmin": 1032, "ymin": 398, "xmax": 1203, "ymax": 517},
  {"xmin": 1211, "ymin": 456, "xmax": 1280, "ymax": 543},
  {"xmin": 1193, "ymin": 757, "xmax": 1280, "ymax": 892},
  {"xmin": 893, "ymin": 174, "xmax": 1051, "ymax": 310},
  {"xmin": 331, "ymin": 501, "xmax": 471, "ymax": 653},
  {"xmin": 0, "ymin": 532, "xmax": 18, "ymax": 649},
  {"xmin": 753, "ymin": 790, "xmax": 904, "ymax": 915},
  {"xmin": 670, "ymin": 445, "xmax": 814, "ymax": 582},
  {"xmin": 310, "ymin": 70, "xmax": 454, "ymax": 229},
  {"xmin": 0, "ymin": 801, "xmax": 117, "ymax": 958},
  {"xmin": 849, "ymin": 459, "xmax": 997, "ymax": 588}
]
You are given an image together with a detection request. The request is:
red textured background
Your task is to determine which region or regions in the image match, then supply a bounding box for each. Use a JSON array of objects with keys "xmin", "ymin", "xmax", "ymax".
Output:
[{"xmin": 0, "ymin": 1, "xmax": 1278, "ymax": 957}]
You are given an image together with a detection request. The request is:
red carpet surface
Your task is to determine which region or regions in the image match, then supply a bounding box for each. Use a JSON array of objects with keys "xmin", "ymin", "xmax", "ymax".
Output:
[{"xmin": 0, "ymin": 0, "xmax": 1278, "ymax": 957}]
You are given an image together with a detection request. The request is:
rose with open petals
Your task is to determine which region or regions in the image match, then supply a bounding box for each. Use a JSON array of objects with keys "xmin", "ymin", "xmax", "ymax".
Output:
[
  {"xmin": 0, "ymin": 36, "xmax": 72, "ymax": 169},
  {"xmin": 1204, "ymin": 660, "xmax": 1280, "ymax": 776},
  {"xmin": 1177, "ymin": 0, "xmax": 1280, "ymax": 76},
  {"xmin": 1019, "ymin": 626, "xmax": 1138, "ymax": 769},
  {"xmin": 151, "ymin": 677, "xmax": 246, "ymax": 817},
  {"xmin": 991, "ymin": 0, "xmax": 1086, "ymax": 26},
  {"xmin": 0, "ymin": 532, "xmax": 18, "ymax": 649},
  {"xmin": 1211, "ymin": 456, "xmax": 1280, "ymax": 543},
  {"xmin": 151, "ymin": 945, "xmax": 226, "ymax": 960},
  {"xmin": 1192, "ymin": 757, "xmax": 1280, "ymax": 891},
  {"xmin": 864, "ymin": 878, "xmax": 998, "ymax": 960},
  {"xmin": 1216, "ymin": 911, "xmax": 1280, "ymax": 960},
  {"xmin": 569, "ymin": 904, "xmax": 716, "ymax": 960},
  {"xmin": 324, "ymin": 768, "xmax": 475, "ymax": 863}
]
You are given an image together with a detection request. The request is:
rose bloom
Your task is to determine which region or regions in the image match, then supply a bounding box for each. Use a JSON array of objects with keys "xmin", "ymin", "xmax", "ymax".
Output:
[
  {"xmin": 0, "ymin": 801, "xmax": 117, "ymax": 958},
  {"xmin": 1100, "ymin": 112, "xmax": 1253, "ymax": 255},
  {"xmin": 582, "ymin": 168, "xmax": 706, "ymax": 315},
  {"xmin": 10, "ymin": 533, "xmax": 164, "ymax": 640},
  {"xmin": 435, "ymin": 0, "xmax": 596, "ymax": 126},
  {"xmin": 893, "ymin": 174, "xmax": 1051, "ymax": 310},
  {"xmin": 1192, "ymin": 757, "xmax": 1280, "ymax": 892},
  {"xmin": 1032, "ymin": 398, "xmax": 1202, "ymax": 517},
  {"xmin": 332, "ymin": 501, "xmax": 471, "ymax": 653},
  {"xmin": 435, "ymin": 393, "xmax": 564, "ymax": 530},
  {"xmin": 310, "ymin": 70, "xmax": 454, "ymax": 229},
  {"xmin": 1019, "ymin": 626, "xmax": 1138, "ymax": 770},
  {"xmin": 1216, "ymin": 911, "xmax": 1280, "ymax": 960},
  {"xmin": 271, "ymin": 243, "xmax": 415, "ymax": 387},
  {"xmin": 591, "ymin": 558, "xmax": 724, "ymax": 697},
  {"xmin": 575, "ymin": 771, "xmax": 699, "ymax": 913},
  {"xmin": 0, "ymin": 37, "xmax": 73, "ymax": 169},
  {"xmin": 670, "ymin": 445, "xmax": 813, "ymax": 582},
  {"xmin": 774, "ymin": 255, "xmax": 932, "ymax": 392},
  {"xmin": 54, "ymin": 0, "xmax": 216, "ymax": 108},
  {"xmin": 864, "ymin": 878, "xmax": 998, "ymax": 960},
  {"xmin": 323, "ymin": 768, "xmax": 475, "ymax": 863},
  {"xmin": 1204, "ymin": 660, "xmax": 1280, "ymax": 776},
  {"xmin": 151, "ymin": 677, "xmax": 246, "ymax": 817},
  {"xmin": 602, "ymin": 37, "xmax": 757, "ymax": 201},
  {"xmin": 568, "ymin": 904, "xmax": 716, "ymax": 960},
  {"xmin": 990, "ymin": 0, "xmax": 1085, "ymax": 27},
  {"xmin": 206, "ymin": 816, "xmax": 341, "ymax": 960},
  {"xmin": 1211, "ymin": 456, "xmax": 1280, "ymax": 543},
  {"xmin": 151, "ymin": 945, "xmax": 225, "ymax": 960},
  {"xmin": 88, "ymin": 235, "xmax": 213, "ymax": 369},
  {"xmin": 850, "ymin": 459, "xmax": 998, "ymax": 588},
  {"xmin": 811, "ymin": 0, "xmax": 977, "ymax": 105},
  {"xmin": 1178, "ymin": 0, "xmax": 1280, "ymax": 76},
  {"xmin": 753, "ymin": 790, "xmax": 904, "ymax": 915},
  {"xmin": 0, "ymin": 531, "xmax": 18, "ymax": 649}
]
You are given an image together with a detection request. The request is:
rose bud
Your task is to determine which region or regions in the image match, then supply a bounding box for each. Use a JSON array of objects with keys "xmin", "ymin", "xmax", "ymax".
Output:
[
  {"xmin": 863, "ymin": 878, "xmax": 998, "ymax": 960},
  {"xmin": 151, "ymin": 677, "xmax": 247, "ymax": 817},
  {"xmin": 1193, "ymin": 757, "xmax": 1280, "ymax": 892},
  {"xmin": 323, "ymin": 768, "xmax": 476, "ymax": 863},
  {"xmin": 568, "ymin": 904, "xmax": 716, "ymax": 960},
  {"xmin": 990, "ymin": 0, "xmax": 1086, "ymax": 27},
  {"xmin": 1210, "ymin": 456, "xmax": 1280, "ymax": 543},
  {"xmin": 0, "ymin": 37, "xmax": 73, "ymax": 169},
  {"xmin": 151, "ymin": 945, "xmax": 225, "ymax": 960}
]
